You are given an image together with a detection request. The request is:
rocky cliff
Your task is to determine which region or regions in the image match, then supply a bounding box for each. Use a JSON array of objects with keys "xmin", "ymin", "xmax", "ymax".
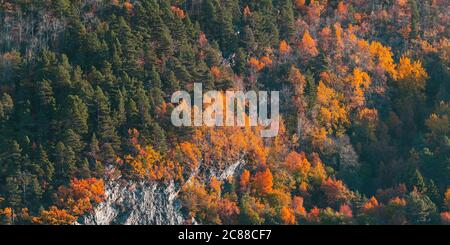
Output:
[{"xmin": 78, "ymin": 161, "xmax": 244, "ymax": 225}]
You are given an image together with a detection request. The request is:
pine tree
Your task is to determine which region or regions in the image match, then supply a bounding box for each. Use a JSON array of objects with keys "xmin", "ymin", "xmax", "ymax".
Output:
[
  {"xmin": 163, "ymin": 71, "xmax": 180, "ymax": 95},
  {"xmin": 54, "ymin": 142, "xmax": 76, "ymax": 180},
  {"xmin": 78, "ymin": 158, "xmax": 91, "ymax": 179},
  {"xmin": 148, "ymin": 67, "xmax": 165, "ymax": 109},
  {"xmin": 114, "ymin": 90, "xmax": 127, "ymax": 128},
  {"xmin": 406, "ymin": 188, "xmax": 438, "ymax": 224},
  {"xmin": 150, "ymin": 122, "xmax": 168, "ymax": 152},
  {"xmin": 205, "ymin": 42, "xmax": 222, "ymax": 67},
  {"xmin": 65, "ymin": 95, "xmax": 88, "ymax": 135},
  {"xmin": 426, "ymin": 180, "xmax": 440, "ymax": 205},
  {"xmin": 29, "ymin": 176, "xmax": 43, "ymax": 204},
  {"xmin": 170, "ymin": 58, "xmax": 192, "ymax": 87},
  {"xmin": 37, "ymin": 146, "xmax": 54, "ymax": 183},
  {"xmin": 63, "ymin": 129, "xmax": 85, "ymax": 156},
  {"xmin": 410, "ymin": 169, "xmax": 427, "ymax": 194},
  {"xmin": 195, "ymin": 62, "xmax": 214, "ymax": 90},
  {"xmin": 279, "ymin": 0, "xmax": 295, "ymax": 40},
  {"xmin": 117, "ymin": 17, "xmax": 140, "ymax": 76},
  {"xmin": 64, "ymin": 146, "xmax": 77, "ymax": 179},
  {"xmin": 5, "ymin": 176, "xmax": 22, "ymax": 212},
  {"xmin": 72, "ymin": 66, "xmax": 94, "ymax": 103},
  {"xmin": 52, "ymin": 55, "xmax": 73, "ymax": 102},
  {"xmin": 126, "ymin": 97, "xmax": 140, "ymax": 127},
  {"xmin": 2, "ymin": 141, "xmax": 26, "ymax": 177},
  {"xmin": 136, "ymin": 87, "xmax": 152, "ymax": 125},
  {"xmin": 241, "ymin": 26, "xmax": 257, "ymax": 52},
  {"xmin": 153, "ymin": 16, "xmax": 174, "ymax": 58},
  {"xmin": 201, "ymin": 0, "xmax": 218, "ymax": 38},
  {"xmin": 233, "ymin": 48, "xmax": 247, "ymax": 75},
  {"xmin": 36, "ymin": 80, "xmax": 56, "ymax": 112},
  {"xmin": 409, "ymin": 0, "xmax": 420, "ymax": 38},
  {"xmin": 101, "ymin": 143, "xmax": 116, "ymax": 164},
  {"xmin": 94, "ymin": 87, "xmax": 120, "ymax": 149},
  {"xmin": 88, "ymin": 134, "xmax": 100, "ymax": 163},
  {"xmin": 216, "ymin": 5, "xmax": 237, "ymax": 55},
  {"xmin": 0, "ymin": 93, "xmax": 13, "ymax": 120}
]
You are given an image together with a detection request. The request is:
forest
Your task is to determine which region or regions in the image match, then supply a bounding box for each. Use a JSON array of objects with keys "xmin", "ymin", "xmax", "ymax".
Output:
[{"xmin": 0, "ymin": 0, "xmax": 449, "ymax": 225}]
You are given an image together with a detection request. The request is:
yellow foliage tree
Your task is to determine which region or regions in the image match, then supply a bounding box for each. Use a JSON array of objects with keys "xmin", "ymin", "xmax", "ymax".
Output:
[
  {"xmin": 369, "ymin": 41, "xmax": 397, "ymax": 77},
  {"xmin": 32, "ymin": 206, "xmax": 77, "ymax": 225},
  {"xmin": 346, "ymin": 68, "xmax": 372, "ymax": 108},
  {"xmin": 316, "ymin": 81, "xmax": 349, "ymax": 135},
  {"xmin": 310, "ymin": 153, "xmax": 327, "ymax": 183},
  {"xmin": 395, "ymin": 55, "xmax": 428, "ymax": 94},
  {"xmin": 126, "ymin": 145, "xmax": 162, "ymax": 180}
]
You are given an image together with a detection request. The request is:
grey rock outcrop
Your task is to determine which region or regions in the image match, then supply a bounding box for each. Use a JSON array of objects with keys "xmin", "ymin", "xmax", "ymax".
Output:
[
  {"xmin": 78, "ymin": 160, "xmax": 244, "ymax": 225},
  {"xmin": 78, "ymin": 180, "xmax": 183, "ymax": 225}
]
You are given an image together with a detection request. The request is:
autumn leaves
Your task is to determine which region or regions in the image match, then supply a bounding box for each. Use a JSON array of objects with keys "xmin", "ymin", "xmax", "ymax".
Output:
[
  {"xmin": 248, "ymin": 31, "xmax": 317, "ymax": 72},
  {"xmin": 32, "ymin": 178, "xmax": 105, "ymax": 225}
]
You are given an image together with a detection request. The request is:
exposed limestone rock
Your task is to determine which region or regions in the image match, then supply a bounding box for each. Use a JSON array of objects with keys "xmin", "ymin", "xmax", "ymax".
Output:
[{"xmin": 78, "ymin": 160, "xmax": 244, "ymax": 225}]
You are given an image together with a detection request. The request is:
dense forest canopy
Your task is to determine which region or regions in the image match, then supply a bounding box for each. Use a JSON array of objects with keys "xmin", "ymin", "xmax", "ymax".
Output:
[{"xmin": 0, "ymin": 0, "xmax": 449, "ymax": 225}]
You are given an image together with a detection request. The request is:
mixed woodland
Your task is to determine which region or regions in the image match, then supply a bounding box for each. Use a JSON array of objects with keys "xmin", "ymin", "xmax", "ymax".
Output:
[{"xmin": 0, "ymin": 0, "xmax": 449, "ymax": 225}]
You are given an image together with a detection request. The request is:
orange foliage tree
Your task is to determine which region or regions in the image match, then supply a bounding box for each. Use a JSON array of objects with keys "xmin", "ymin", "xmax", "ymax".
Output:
[
  {"xmin": 209, "ymin": 176, "xmax": 222, "ymax": 195},
  {"xmin": 254, "ymin": 168, "xmax": 273, "ymax": 195},
  {"xmin": 240, "ymin": 169, "xmax": 251, "ymax": 191},
  {"xmin": 280, "ymin": 206, "xmax": 296, "ymax": 224},
  {"xmin": 57, "ymin": 178, "xmax": 105, "ymax": 216},
  {"xmin": 243, "ymin": 6, "xmax": 252, "ymax": 16},
  {"xmin": 217, "ymin": 198, "xmax": 240, "ymax": 225},
  {"xmin": 123, "ymin": 1, "xmax": 133, "ymax": 11},
  {"xmin": 298, "ymin": 31, "xmax": 319, "ymax": 58},
  {"xmin": 292, "ymin": 196, "xmax": 307, "ymax": 216},
  {"xmin": 249, "ymin": 57, "xmax": 265, "ymax": 71},
  {"xmin": 445, "ymin": 188, "xmax": 450, "ymax": 210},
  {"xmin": 171, "ymin": 6, "xmax": 186, "ymax": 19},
  {"xmin": 279, "ymin": 40, "xmax": 291, "ymax": 54},
  {"xmin": 181, "ymin": 179, "xmax": 221, "ymax": 224},
  {"xmin": 339, "ymin": 204, "xmax": 353, "ymax": 218},
  {"xmin": 0, "ymin": 207, "xmax": 13, "ymax": 225},
  {"xmin": 32, "ymin": 178, "xmax": 105, "ymax": 225},
  {"xmin": 284, "ymin": 151, "xmax": 311, "ymax": 180},
  {"xmin": 362, "ymin": 196, "xmax": 380, "ymax": 212},
  {"xmin": 441, "ymin": 212, "xmax": 450, "ymax": 225},
  {"xmin": 174, "ymin": 141, "xmax": 201, "ymax": 172},
  {"xmin": 32, "ymin": 206, "xmax": 77, "ymax": 225},
  {"xmin": 210, "ymin": 66, "xmax": 222, "ymax": 79},
  {"xmin": 320, "ymin": 177, "xmax": 352, "ymax": 207},
  {"xmin": 260, "ymin": 56, "xmax": 273, "ymax": 66},
  {"xmin": 295, "ymin": 0, "xmax": 306, "ymax": 9}
]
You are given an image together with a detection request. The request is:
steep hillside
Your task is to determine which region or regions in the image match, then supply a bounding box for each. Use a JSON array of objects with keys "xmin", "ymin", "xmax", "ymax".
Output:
[{"xmin": 0, "ymin": 0, "xmax": 448, "ymax": 225}]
